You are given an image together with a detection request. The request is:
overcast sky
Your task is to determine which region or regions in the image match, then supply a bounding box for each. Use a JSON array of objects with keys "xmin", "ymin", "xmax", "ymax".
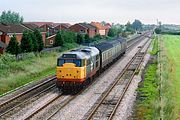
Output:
[{"xmin": 1, "ymin": 0, "xmax": 180, "ymax": 24}]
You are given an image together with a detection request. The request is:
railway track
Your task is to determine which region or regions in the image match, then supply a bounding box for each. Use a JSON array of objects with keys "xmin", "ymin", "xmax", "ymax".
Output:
[
  {"xmin": 0, "ymin": 76, "xmax": 56, "ymax": 118},
  {"xmin": 82, "ymin": 38, "xmax": 151, "ymax": 120},
  {"xmin": 0, "ymin": 32, "xmax": 151, "ymax": 120}
]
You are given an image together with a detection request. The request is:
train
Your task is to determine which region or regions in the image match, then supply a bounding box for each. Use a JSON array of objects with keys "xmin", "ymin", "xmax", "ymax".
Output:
[{"xmin": 56, "ymin": 37, "xmax": 127, "ymax": 92}]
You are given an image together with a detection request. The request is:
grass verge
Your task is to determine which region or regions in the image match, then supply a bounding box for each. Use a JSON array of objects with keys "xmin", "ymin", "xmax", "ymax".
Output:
[
  {"xmin": 134, "ymin": 35, "xmax": 160, "ymax": 119},
  {"xmin": 0, "ymin": 43, "xmax": 79, "ymax": 96}
]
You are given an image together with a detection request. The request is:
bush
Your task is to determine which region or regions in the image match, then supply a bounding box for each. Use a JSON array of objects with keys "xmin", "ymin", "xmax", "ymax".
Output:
[
  {"xmin": 77, "ymin": 33, "xmax": 84, "ymax": 44},
  {"xmin": 155, "ymin": 28, "xmax": 161, "ymax": 34},
  {"xmin": 54, "ymin": 30, "xmax": 64, "ymax": 47},
  {"xmin": 6, "ymin": 34, "xmax": 21, "ymax": 56},
  {"xmin": 21, "ymin": 30, "xmax": 33, "ymax": 53},
  {"xmin": 59, "ymin": 43, "xmax": 79, "ymax": 52}
]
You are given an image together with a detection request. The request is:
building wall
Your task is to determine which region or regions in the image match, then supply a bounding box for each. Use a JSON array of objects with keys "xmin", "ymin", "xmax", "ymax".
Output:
[
  {"xmin": 69, "ymin": 24, "xmax": 87, "ymax": 34},
  {"xmin": 2, "ymin": 33, "xmax": 46, "ymax": 46},
  {"xmin": 88, "ymin": 29, "xmax": 96, "ymax": 38},
  {"xmin": 55, "ymin": 25, "xmax": 68, "ymax": 31},
  {"xmin": 41, "ymin": 32, "xmax": 46, "ymax": 46},
  {"xmin": 105, "ymin": 29, "xmax": 109, "ymax": 36},
  {"xmin": 46, "ymin": 35, "xmax": 56, "ymax": 47},
  {"xmin": 5, "ymin": 34, "xmax": 23, "ymax": 44},
  {"xmin": 98, "ymin": 30, "xmax": 106, "ymax": 36}
]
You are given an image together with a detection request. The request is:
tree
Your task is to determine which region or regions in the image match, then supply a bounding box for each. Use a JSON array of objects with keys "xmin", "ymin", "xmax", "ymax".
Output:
[
  {"xmin": 108, "ymin": 28, "xmax": 116, "ymax": 37},
  {"xmin": 155, "ymin": 28, "xmax": 161, "ymax": 34},
  {"xmin": 21, "ymin": 31, "xmax": 33, "ymax": 53},
  {"xmin": 62, "ymin": 30, "xmax": 76, "ymax": 43},
  {"xmin": 84, "ymin": 34, "xmax": 91, "ymax": 43},
  {"xmin": 101, "ymin": 21, "xmax": 106, "ymax": 26},
  {"xmin": 0, "ymin": 10, "xmax": 23, "ymax": 24},
  {"xmin": 6, "ymin": 34, "xmax": 20, "ymax": 56},
  {"xmin": 132, "ymin": 19, "xmax": 142, "ymax": 31},
  {"xmin": 84, "ymin": 34, "xmax": 89, "ymax": 40},
  {"xmin": 77, "ymin": 34, "xmax": 84, "ymax": 44},
  {"xmin": 54, "ymin": 31, "xmax": 64, "ymax": 47},
  {"xmin": 34, "ymin": 29, "xmax": 44, "ymax": 52},
  {"xmin": 30, "ymin": 31, "xmax": 38, "ymax": 52},
  {"xmin": 125, "ymin": 21, "xmax": 134, "ymax": 32}
]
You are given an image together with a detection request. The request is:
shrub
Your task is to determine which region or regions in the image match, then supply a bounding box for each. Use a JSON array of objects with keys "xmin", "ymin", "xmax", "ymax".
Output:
[{"xmin": 59, "ymin": 43, "xmax": 79, "ymax": 52}]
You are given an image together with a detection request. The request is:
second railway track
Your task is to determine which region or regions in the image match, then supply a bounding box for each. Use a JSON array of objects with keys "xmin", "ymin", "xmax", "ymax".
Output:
[{"xmin": 83, "ymin": 38, "xmax": 151, "ymax": 120}]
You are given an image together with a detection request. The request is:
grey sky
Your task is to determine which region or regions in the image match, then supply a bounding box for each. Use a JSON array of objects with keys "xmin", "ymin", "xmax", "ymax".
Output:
[{"xmin": 1, "ymin": 0, "xmax": 180, "ymax": 24}]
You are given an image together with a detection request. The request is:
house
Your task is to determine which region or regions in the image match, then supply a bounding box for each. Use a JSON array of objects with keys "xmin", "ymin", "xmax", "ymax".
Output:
[
  {"xmin": 26, "ymin": 22, "xmax": 55, "ymax": 36},
  {"xmin": 53, "ymin": 23, "xmax": 71, "ymax": 32},
  {"xmin": 104, "ymin": 23, "xmax": 112, "ymax": 35},
  {"xmin": 0, "ymin": 23, "xmax": 47, "ymax": 53},
  {"xmin": 69, "ymin": 23, "xmax": 96, "ymax": 38},
  {"xmin": 0, "ymin": 24, "xmax": 30, "ymax": 45},
  {"xmin": 22, "ymin": 23, "xmax": 39, "ymax": 30},
  {"xmin": 46, "ymin": 34, "xmax": 56, "ymax": 47},
  {"xmin": 25, "ymin": 22, "xmax": 71, "ymax": 36},
  {"xmin": 91, "ymin": 22, "xmax": 106, "ymax": 36}
]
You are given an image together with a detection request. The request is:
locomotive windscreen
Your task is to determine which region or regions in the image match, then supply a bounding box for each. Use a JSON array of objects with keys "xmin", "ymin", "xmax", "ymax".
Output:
[{"xmin": 57, "ymin": 59, "xmax": 82, "ymax": 67}]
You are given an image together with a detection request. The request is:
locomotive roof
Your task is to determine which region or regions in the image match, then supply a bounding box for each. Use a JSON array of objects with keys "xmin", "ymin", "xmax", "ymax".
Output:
[{"xmin": 59, "ymin": 47, "xmax": 99, "ymax": 59}]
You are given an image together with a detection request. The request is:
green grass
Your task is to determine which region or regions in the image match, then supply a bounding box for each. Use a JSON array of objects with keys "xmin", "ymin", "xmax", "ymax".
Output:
[
  {"xmin": 0, "ymin": 52, "xmax": 58, "ymax": 96},
  {"xmin": 0, "ymin": 43, "xmax": 79, "ymax": 96},
  {"xmin": 134, "ymin": 36, "xmax": 160, "ymax": 120},
  {"xmin": 162, "ymin": 35, "xmax": 180, "ymax": 119},
  {"xmin": 150, "ymin": 36, "xmax": 159, "ymax": 55},
  {"xmin": 135, "ymin": 63, "xmax": 159, "ymax": 120}
]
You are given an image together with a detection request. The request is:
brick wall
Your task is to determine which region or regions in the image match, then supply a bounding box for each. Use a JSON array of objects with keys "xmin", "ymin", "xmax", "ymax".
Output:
[
  {"xmin": 88, "ymin": 29, "xmax": 96, "ymax": 38},
  {"xmin": 46, "ymin": 35, "xmax": 56, "ymax": 47},
  {"xmin": 69, "ymin": 24, "xmax": 87, "ymax": 34},
  {"xmin": 5, "ymin": 34, "xmax": 23, "ymax": 44}
]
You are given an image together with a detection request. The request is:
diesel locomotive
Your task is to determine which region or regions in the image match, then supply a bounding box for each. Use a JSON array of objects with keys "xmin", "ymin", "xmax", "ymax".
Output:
[{"xmin": 56, "ymin": 37, "xmax": 127, "ymax": 92}]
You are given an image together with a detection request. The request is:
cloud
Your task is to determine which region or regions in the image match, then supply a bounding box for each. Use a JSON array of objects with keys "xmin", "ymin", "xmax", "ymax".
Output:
[{"xmin": 0, "ymin": 0, "xmax": 180, "ymax": 24}]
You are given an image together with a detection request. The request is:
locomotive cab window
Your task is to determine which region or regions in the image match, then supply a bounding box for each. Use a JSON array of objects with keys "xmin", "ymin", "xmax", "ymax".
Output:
[
  {"xmin": 57, "ymin": 59, "xmax": 83, "ymax": 67},
  {"xmin": 57, "ymin": 59, "xmax": 64, "ymax": 66}
]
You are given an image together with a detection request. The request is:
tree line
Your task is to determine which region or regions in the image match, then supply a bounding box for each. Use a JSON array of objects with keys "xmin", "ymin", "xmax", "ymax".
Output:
[
  {"xmin": 6, "ymin": 29, "xmax": 44, "ymax": 56},
  {"xmin": 108, "ymin": 19, "xmax": 143, "ymax": 38},
  {"xmin": 53, "ymin": 30, "xmax": 103, "ymax": 46}
]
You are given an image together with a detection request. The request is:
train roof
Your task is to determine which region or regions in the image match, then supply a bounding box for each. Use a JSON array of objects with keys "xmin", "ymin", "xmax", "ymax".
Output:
[
  {"xmin": 117, "ymin": 36, "xmax": 126, "ymax": 43},
  {"xmin": 59, "ymin": 47, "xmax": 99, "ymax": 59},
  {"xmin": 94, "ymin": 37, "xmax": 126, "ymax": 52},
  {"xmin": 94, "ymin": 42, "xmax": 113, "ymax": 52}
]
